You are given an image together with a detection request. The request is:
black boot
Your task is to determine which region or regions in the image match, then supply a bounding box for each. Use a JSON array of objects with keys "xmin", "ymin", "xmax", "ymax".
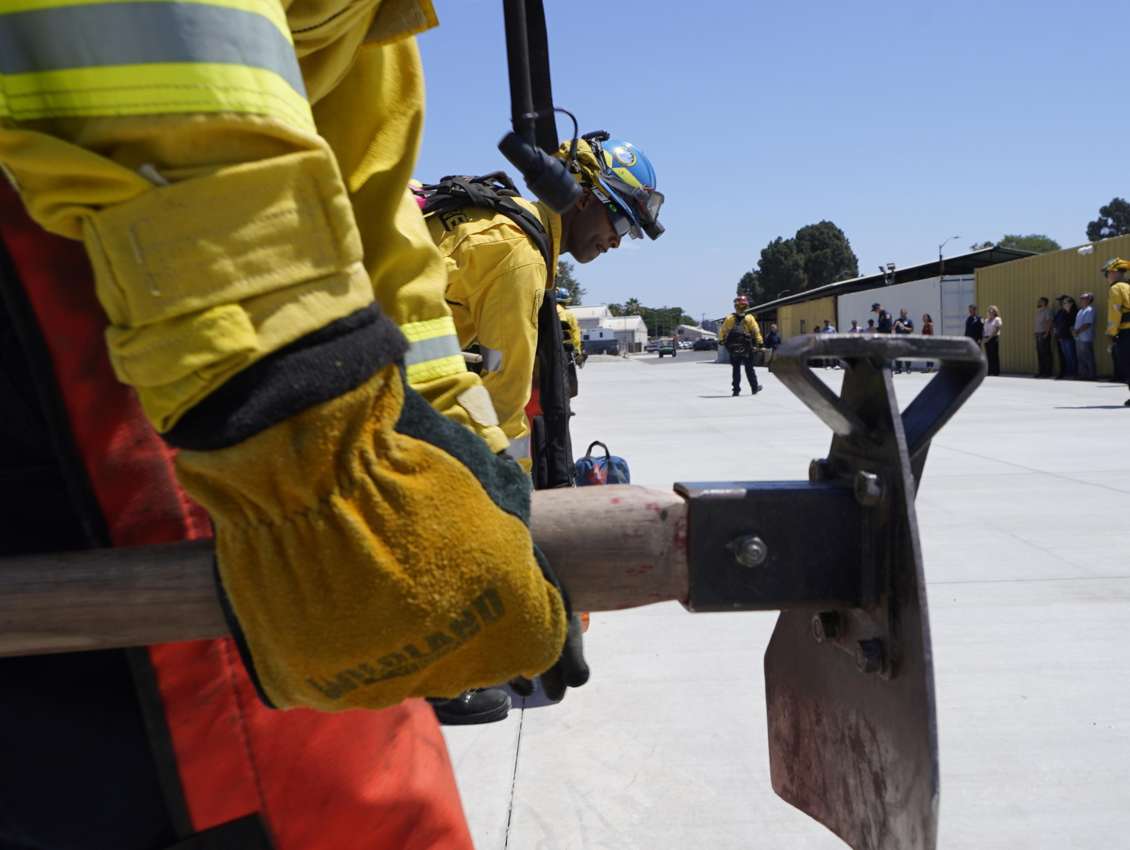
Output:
[
  {"xmin": 429, "ymin": 688, "xmax": 511, "ymax": 725},
  {"xmin": 732, "ymin": 389, "xmax": 740, "ymax": 396}
]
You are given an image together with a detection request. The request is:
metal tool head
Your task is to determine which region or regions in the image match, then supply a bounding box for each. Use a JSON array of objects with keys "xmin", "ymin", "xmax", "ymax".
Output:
[{"xmin": 762, "ymin": 335, "xmax": 984, "ymax": 849}]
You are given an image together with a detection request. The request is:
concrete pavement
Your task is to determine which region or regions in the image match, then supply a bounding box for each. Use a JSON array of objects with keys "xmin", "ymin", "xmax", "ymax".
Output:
[{"xmin": 443, "ymin": 352, "xmax": 1130, "ymax": 849}]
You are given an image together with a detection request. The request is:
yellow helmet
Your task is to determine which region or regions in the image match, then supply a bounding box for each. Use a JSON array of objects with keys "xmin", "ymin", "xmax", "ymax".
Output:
[{"xmin": 1102, "ymin": 257, "xmax": 1130, "ymax": 274}]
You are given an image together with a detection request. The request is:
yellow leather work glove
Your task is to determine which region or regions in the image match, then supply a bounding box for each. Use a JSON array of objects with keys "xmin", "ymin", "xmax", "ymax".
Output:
[{"xmin": 168, "ymin": 306, "xmax": 568, "ymax": 710}]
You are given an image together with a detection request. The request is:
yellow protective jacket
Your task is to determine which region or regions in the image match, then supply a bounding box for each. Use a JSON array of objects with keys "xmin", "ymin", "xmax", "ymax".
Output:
[
  {"xmin": 0, "ymin": 0, "xmax": 504, "ymax": 450},
  {"xmin": 558, "ymin": 304, "xmax": 582, "ymax": 352},
  {"xmin": 426, "ymin": 198, "xmax": 561, "ymax": 467},
  {"xmin": 720, "ymin": 311, "xmax": 765, "ymax": 347},
  {"xmin": 1107, "ymin": 281, "xmax": 1130, "ymax": 336},
  {"xmin": 0, "ymin": 0, "xmax": 566, "ymax": 709}
]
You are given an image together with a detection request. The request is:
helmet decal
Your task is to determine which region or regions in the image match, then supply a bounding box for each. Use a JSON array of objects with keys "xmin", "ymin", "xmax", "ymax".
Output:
[{"xmin": 612, "ymin": 146, "xmax": 637, "ymax": 167}]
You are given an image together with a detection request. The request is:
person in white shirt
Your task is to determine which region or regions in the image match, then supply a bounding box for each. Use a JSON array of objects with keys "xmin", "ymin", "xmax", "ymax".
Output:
[
  {"xmin": 983, "ymin": 305, "xmax": 1003, "ymax": 376},
  {"xmin": 1074, "ymin": 293, "xmax": 1096, "ymax": 380}
]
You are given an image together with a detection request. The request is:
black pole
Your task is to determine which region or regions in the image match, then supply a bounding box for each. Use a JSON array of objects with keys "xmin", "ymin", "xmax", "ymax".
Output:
[{"xmin": 503, "ymin": 0, "xmax": 536, "ymax": 146}]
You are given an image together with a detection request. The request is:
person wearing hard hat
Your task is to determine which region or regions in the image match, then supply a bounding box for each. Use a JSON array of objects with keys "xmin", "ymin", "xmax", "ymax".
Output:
[
  {"xmin": 720, "ymin": 295, "xmax": 765, "ymax": 396},
  {"xmin": 418, "ymin": 137, "xmax": 662, "ymax": 723},
  {"xmin": 557, "ymin": 288, "xmax": 585, "ymax": 363},
  {"xmin": 422, "ymin": 134, "xmax": 663, "ymax": 474},
  {"xmin": 557, "ymin": 287, "xmax": 586, "ymax": 395},
  {"xmin": 1103, "ymin": 258, "xmax": 1130, "ymax": 404},
  {"xmin": 0, "ymin": 2, "xmax": 582, "ymax": 845}
]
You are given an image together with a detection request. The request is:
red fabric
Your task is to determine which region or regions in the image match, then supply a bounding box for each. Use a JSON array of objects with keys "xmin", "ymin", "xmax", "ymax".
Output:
[
  {"xmin": 525, "ymin": 384, "xmax": 542, "ymax": 418},
  {"xmin": 0, "ymin": 185, "xmax": 472, "ymax": 850}
]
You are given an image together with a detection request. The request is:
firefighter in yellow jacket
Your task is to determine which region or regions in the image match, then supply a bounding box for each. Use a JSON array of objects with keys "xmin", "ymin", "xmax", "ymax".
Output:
[
  {"xmin": 422, "ymin": 135, "xmax": 663, "ymax": 469},
  {"xmin": 559, "ymin": 298, "xmax": 584, "ymax": 362},
  {"xmin": 1104, "ymin": 257, "xmax": 1130, "ymax": 404},
  {"xmin": 0, "ymin": 0, "xmax": 585, "ymax": 715},
  {"xmin": 720, "ymin": 295, "xmax": 765, "ymax": 396},
  {"xmin": 559, "ymin": 293, "xmax": 585, "ymax": 396}
]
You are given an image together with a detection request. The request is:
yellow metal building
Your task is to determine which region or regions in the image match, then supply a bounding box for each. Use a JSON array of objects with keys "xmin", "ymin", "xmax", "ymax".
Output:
[
  {"xmin": 776, "ymin": 296, "xmax": 837, "ymax": 339},
  {"xmin": 975, "ymin": 234, "xmax": 1130, "ymax": 377}
]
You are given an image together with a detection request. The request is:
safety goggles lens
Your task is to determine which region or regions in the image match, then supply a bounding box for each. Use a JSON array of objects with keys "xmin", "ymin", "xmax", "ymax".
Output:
[
  {"xmin": 601, "ymin": 174, "xmax": 664, "ymax": 238},
  {"xmin": 606, "ymin": 205, "xmax": 635, "ymax": 240}
]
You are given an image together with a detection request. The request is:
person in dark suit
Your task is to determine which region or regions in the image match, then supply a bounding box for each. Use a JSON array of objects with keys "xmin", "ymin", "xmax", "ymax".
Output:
[
  {"xmin": 1052, "ymin": 295, "xmax": 1078, "ymax": 379},
  {"xmin": 964, "ymin": 304, "xmax": 983, "ymax": 344}
]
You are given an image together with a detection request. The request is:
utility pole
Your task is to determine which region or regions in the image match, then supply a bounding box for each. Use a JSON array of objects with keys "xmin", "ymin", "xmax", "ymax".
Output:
[{"xmin": 938, "ymin": 235, "xmax": 960, "ymax": 279}]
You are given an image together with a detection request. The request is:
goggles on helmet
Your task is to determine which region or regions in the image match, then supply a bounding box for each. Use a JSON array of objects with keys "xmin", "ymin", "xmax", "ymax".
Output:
[
  {"xmin": 597, "ymin": 173, "xmax": 664, "ymax": 240},
  {"xmin": 582, "ymin": 135, "xmax": 665, "ymax": 240}
]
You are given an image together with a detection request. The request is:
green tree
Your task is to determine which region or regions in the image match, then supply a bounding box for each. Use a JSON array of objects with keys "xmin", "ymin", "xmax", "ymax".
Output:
[
  {"xmin": 607, "ymin": 302, "xmax": 624, "ymax": 316},
  {"xmin": 1000, "ymin": 234, "xmax": 1060, "ymax": 253},
  {"xmin": 738, "ymin": 220, "xmax": 858, "ymax": 308},
  {"xmin": 555, "ymin": 259, "xmax": 587, "ymax": 304},
  {"xmin": 794, "ymin": 221, "xmax": 859, "ymax": 288},
  {"xmin": 1086, "ymin": 198, "xmax": 1130, "ymax": 242},
  {"xmin": 756, "ymin": 237, "xmax": 806, "ymax": 301},
  {"xmin": 970, "ymin": 235, "xmax": 1061, "ymax": 253},
  {"xmin": 736, "ymin": 269, "xmax": 764, "ymax": 303},
  {"xmin": 637, "ymin": 305, "xmax": 694, "ymax": 337},
  {"xmin": 623, "ymin": 297, "xmax": 643, "ymax": 315}
]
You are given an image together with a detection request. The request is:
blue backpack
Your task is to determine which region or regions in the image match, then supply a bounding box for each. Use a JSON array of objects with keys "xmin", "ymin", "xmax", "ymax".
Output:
[{"xmin": 574, "ymin": 441, "xmax": 631, "ymax": 486}]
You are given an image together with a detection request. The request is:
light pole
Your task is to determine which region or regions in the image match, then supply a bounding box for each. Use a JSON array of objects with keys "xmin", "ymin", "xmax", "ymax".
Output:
[
  {"xmin": 878, "ymin": 262, "xmax": 895, "ymax": 286},
  {"xmin": 938, "ymin": 235, "xmax": 960, "ymax": 278}
]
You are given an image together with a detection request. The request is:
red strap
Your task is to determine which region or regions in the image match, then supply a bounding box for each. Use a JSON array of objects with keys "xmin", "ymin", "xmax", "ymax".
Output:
[{"xmin": 0, "ymin": 184, "xmax": 472, "ymax": 849}]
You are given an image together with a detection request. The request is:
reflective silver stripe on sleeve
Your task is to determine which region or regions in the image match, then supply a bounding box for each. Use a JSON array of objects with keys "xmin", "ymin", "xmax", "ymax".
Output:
[
  {"xmin": 480, "ymin": 346, "xmax": 503, "ymax": 372},
  {"xmin": 504, "ymin": 435, "xmax": 530, "ymax": 461},
  {"xmin": 0, "ymin": 2, "xmax": 307, "ymax": 97},
  {"xmin": 404, "ymin": 333, "xmax": 463, "ymax": 367}
]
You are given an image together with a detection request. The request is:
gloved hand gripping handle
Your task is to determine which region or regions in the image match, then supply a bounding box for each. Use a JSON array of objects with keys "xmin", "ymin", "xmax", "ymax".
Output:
[{"xmin": 0, "ymin": 486, "xmax": 690, "ymax": 657}]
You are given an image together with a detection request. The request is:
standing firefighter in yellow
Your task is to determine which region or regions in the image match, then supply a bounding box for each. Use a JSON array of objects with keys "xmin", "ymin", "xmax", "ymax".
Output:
[
  {"xmin": 720, "ymin": 295, "xmax": 765, "ymax": 396},
  {"xmin": 419, "ymin": 134, "xmax": 664, "ymax": 472},
  {"xmin": 1104, "ymin": 257, "xmax": 1130, "ymax": 405},
  {"xmin": 557, "ymin": 287, "xmax": 586, "ymax": 395},
  {"xmin": 0, "ymin": 1, "xmax": 584, "ymax": 846}
]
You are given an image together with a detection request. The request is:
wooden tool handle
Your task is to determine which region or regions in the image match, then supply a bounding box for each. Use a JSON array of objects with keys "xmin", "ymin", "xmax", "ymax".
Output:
[
  {"xmin": 0, "ymin": 485, "xmax": 688, "ymax": 657},
  {"xmin": 532, "ymin": 485, "xmax": 688, "ymax": 612}
]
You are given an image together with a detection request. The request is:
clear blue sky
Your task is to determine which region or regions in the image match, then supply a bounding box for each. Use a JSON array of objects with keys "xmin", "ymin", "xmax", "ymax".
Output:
[{"xmin": 416, "ymin": 0, "xmax": 1128, "ymax": 319}]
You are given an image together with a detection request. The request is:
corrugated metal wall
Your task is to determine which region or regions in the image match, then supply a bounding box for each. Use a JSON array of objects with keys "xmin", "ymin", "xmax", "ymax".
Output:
[
  {"xmin": 777, "ymin": 296, "xmax": 836, "ymax": 338},
  {"xmin": 976, "ymin": 234, "xmax": 1130, "ymax": 376}
]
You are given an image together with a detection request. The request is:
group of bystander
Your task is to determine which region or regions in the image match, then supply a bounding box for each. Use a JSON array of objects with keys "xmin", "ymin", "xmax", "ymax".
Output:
[{"xmin": 1032, "ymin": 293, "xmax": 1098, "ymax": 380}]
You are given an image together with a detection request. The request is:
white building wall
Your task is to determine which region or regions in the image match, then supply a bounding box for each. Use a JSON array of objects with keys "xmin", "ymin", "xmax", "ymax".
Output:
[
  {"xmin": 939, "ymin": 276, "xmax": 976, "ymax": 336},
  {"xmin": 837, "ymin": 275, "xmax": 975, "ymax": 336},
  {"xmin": 571, "ymin": 305, "xmax": 611, "ymax": 330},
  {"xmin": 838, "ymin": 277, "xmax": 940, "ymax": 333}
]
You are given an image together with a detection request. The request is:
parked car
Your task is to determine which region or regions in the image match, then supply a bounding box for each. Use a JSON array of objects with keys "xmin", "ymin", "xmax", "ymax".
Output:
[
  {"xmin": 692, "ymin": 337, "xmax": 719, "ymax": 351},
  {"xmin": 644, "ymin": 339, "xmax": 660, "ymax": 353},
  {"xmin": 657, "ymin": 338, "xmax": 677, "ymax": 358},
  {"xmin": 678, "ymin": 339, "xmax": 692, "ymax": 350}
]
